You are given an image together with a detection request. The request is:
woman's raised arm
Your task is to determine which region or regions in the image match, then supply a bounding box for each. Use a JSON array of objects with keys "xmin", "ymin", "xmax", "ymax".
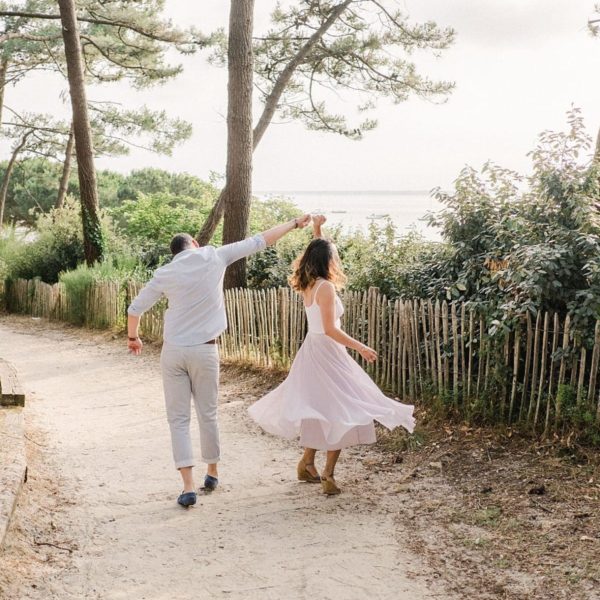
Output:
[{"xmin": 312, "ymin": 214, "xmax": 326, "ymax": 239}]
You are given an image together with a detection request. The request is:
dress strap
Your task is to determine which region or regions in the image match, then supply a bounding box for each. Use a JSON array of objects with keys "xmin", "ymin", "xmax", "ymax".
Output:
[{"xmin": 311, "ymin": 278, "xmax": 328, "ymax": 306}]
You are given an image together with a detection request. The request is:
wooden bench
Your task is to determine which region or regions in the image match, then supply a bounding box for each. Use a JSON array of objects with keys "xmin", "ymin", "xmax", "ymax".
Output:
[{"xmin": 0, "ymin": 360, "xmax": 25, "ymax": 407}]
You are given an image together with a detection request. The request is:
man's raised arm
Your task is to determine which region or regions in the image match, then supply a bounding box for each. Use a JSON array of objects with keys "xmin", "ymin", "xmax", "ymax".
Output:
[
  {"xmin": 216, "ymin": 215, "xmax": 311, "ymax": 266},
  {"xmin": 262, "ymin": 214, "xmax": 311, "ymax": 245}
]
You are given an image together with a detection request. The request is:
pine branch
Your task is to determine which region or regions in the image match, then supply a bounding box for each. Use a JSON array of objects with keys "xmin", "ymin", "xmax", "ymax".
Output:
[
  {"xmin": 0, "ymin": 31, "xmax": 62, "ymax": 43},
  {"xmin": 253, "ymin": 0, "xmax": 354, "ymax": 148},
  {"xmin": 0, "ymin": 10, "xmax": 204, "ymax": 45}
]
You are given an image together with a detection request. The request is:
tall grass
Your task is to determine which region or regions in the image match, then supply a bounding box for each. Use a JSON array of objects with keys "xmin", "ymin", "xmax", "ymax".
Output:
[{"xmin": 59, "ymin": 256, "xmax": 145, "ymax": 325}]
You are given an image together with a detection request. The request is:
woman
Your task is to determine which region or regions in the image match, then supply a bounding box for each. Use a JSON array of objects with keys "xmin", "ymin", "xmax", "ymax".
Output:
[{"xmin": 248, "ymin": 216, "xmax": 415, "ymax": 495}]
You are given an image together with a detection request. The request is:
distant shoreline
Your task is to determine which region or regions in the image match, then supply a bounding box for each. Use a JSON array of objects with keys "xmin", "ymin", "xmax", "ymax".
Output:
[{"xmin": 254, "ymin": 190, "xmax": 432, "ymax": 196}]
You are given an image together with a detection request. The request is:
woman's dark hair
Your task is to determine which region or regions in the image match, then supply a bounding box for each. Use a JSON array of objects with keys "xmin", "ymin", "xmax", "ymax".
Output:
[{"xmin": 289, "ymin": 238, "xmax": 346, "ymax": 292}]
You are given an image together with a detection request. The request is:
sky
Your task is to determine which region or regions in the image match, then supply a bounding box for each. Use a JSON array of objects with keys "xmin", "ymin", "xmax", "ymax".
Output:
[{"xmin": 3, "ymin": 0, "xmax": 600, "ymax": 192}]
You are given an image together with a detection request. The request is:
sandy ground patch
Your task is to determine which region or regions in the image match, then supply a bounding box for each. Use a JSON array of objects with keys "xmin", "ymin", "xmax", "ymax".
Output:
[
  {"xmin": 0, "ymin": 316, "xmax": 445, "ymax": 600},
  {"xmin": 2, "ymin": 314, "xmax": 598, "ymax": 600}
]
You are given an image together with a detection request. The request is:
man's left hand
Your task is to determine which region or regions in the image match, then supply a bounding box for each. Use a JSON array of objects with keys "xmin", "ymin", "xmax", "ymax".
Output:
[{"xmin": 128, "ymin": 337, "xmax": 143, "ymax": 356}]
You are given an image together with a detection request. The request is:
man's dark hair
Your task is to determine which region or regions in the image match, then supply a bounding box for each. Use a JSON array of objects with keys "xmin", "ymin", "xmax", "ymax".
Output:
[{"xmin": 170, "ymin": 233, "xmax": 195, "ymax": 256}]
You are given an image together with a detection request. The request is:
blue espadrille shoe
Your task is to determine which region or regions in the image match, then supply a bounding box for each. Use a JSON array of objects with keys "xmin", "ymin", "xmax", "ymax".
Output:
[
  {"xmin": 203, "ymin": 475, "xmax": 218, "ymax": 492},
  {"xmin": 177, "ymin": 491, "xmax": 197, "ymax": 507}
]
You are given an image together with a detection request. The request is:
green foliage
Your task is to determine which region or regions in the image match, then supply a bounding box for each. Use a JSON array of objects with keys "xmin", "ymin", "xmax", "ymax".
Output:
[
  {"xmin": 89, "ymin": 104, "xmax": 193, "ymax": 156},
  {"xmin": 115, "ymin": 167, "xmax": 219, "ymax": 202},
  {"xmin": 5, "ymin": 198, "xmax": 130, "ymax": 283},
  {"xmin": 111, "ymin": 190, "xmax": 216, "ymax": 265},
  {"xmin": 247, "ymin": 196, "xmax": 308, "ymax": 288},
  {"xmin": 419, "ymin": 108, "xmax": 600, "ymax": 340},
  {"xmin": 7, "ymin": 200, "xmax": 85, "ymax": 283},
  {"xmin": 58, "ymin": 265, "xmax": 95, "ymax": 325},
  {"xmin": 247, "ymin": 212, "xmax": 436, "ymax": 295},
  {"xmin": 97, "ymin": 169, "xmax": 127, "ymax": 209},
  {"xmin": 0, "ymin": 0, "xmax": 208, "ymax": 88},
  {"xmin": 0, "ymin": 225, "xmax": 24, "ymax": 283},
  {"xmin": 247, "ymin": 196, "xmax": 299, "ymax": 233},
  {"xmin": 337, "ymin": 222, "xmax": 439, "ymax": 298},
  {"xmin": 1, "ymin": 158, "xmax": 64, "ymax": 225},
  {"xmin": 1, "ymin": 162, "xmax": 218, "ymax": 224},
  {"xmin": 58, "ymin": 256, "xmax": 143, "ymax": 325}
]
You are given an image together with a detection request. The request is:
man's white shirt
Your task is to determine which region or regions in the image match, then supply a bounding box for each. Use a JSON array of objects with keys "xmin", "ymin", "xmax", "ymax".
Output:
[{"xmin": 128, "ymin": 235, "xmax": 267, "ymax": 346}]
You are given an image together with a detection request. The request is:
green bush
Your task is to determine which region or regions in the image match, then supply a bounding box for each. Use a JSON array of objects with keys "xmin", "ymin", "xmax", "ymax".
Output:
[
  {"xmin": 6, "ymin": 198, "xmax": 131, "ymax": 284},
  {"xmin": 110, "ymin": 190, "xmax": 217, "ymax": 266},
  {"xmin": 247, "ymin": 196, "xmax": 310, "ymax": 288},
  {"xmin": 115, "ymin": 167, "xmax": 220, "ymax": 204},
  {"xmin": 7, "ymin": 201, "xmax": 85, "ymax": 283},
  {"xmin": 337, "ymin": 222, "xmax": 439, "ymax": 298},
  {"xmin": 247, "ymin": 215, "xmax": 439, "ymax": 296},
  {"xmin": 0, "ymin": 226, "xmax": 25, "ymax": 284},
  {"xmin": 416, "ymin": 108, "xmax": 600, "ymax": 339}
]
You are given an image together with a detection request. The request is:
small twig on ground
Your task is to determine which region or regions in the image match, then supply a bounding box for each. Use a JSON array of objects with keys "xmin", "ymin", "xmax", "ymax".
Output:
[
  {"xmin": 25, "ymin": 434, "xmax": 46, "ymax": 447},
  {"xmin": 530, "ymin": 499, "xmax": 552, "ymax": 514},
  {"xmin": 33, "ymin": 537, "xmax": 76, "ymax": 553}
]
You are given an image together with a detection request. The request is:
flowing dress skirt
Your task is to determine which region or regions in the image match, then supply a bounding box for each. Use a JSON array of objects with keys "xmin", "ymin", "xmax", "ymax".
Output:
[{"xmin": 248, "ymin": 332, "xmax": 415, "ymax": 450}]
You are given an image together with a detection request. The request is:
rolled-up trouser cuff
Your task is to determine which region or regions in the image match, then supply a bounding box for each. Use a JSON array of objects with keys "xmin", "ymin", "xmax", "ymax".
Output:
[
  {"xmin": 175, "ymin": 459, "xmax": 195, "ymax": 469},
  {"xmin": 202, "ymin": 456, "xmax": 220, "ymax": 464}
]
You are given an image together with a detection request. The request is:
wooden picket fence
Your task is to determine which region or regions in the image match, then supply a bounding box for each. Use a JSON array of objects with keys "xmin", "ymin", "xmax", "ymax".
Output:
[{"xmin": 4, "ymin": 278, "xmax": 600, "ymax": 432}]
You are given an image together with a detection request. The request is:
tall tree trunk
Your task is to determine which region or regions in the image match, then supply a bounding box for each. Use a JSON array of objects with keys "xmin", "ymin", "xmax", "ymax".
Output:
[
  {"xmin": 221, "ymin": 0, "xmax": 255, "ymax": 289},
  {"xmin": 0, "ymin": 131, "xmax": 31, "ymax": 228},
  {"xmin": 595, "ymin": 126, "xmax": 600, "ymax": 164},
  {"xmin": 56, "ymin": 123, "xmax": 75, "ymax": 209},
  {"xmin": 196, "ymin": 0, "xmax": 351, "ymax": 246},
  {"xmin": 57, "ymin": 0, "xmax": 103, "ymax": 265},
  {"xmin": 0, "ymin": 58, "xmax": 7, "ymax": 127}
]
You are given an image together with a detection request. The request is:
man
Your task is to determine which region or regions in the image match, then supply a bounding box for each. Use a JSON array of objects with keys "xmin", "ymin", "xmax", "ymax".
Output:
[{"xmin": 127, "ymin": 215, "xmax": 311, "ymax": 507}]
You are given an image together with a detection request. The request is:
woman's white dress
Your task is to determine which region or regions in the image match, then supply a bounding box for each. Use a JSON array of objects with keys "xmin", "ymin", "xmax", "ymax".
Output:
[{"xmin": 248, "ymin": 280, "xmax": 415, "ymax": 450}]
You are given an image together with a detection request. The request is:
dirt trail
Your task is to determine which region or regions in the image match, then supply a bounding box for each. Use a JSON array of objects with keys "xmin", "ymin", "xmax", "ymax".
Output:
[{"xmin": 0, "ymin": 316, "xmax": 446, "ymax": 600}]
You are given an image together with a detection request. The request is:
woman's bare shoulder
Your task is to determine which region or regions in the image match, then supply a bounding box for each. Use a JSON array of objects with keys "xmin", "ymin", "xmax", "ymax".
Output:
[{"xmin": 316, "ymin": 279, "xmax": 336, "ymax": 302}]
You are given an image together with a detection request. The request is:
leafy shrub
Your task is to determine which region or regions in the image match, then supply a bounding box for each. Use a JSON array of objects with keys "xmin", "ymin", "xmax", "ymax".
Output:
[
  {"xmin": 247, "ymin": 196, "xmax": 310, "ymax": 288},
  {"xmin": 246, "ymin": 217, "xmax": 440, "ymax": 295},
  {"xmin": 110, "ymin": 191, "xmax": 217, "ymax": 266},
  {"xmin": 6, "ymin": 198, "xmax": 130, "ymax": 284},
  {"xmin": 7, "ymin": 201, "xmax": 85, "ymax": 282},
  {"xmin": 0, "ymin": 226, "xmax": 25, "ymax": 284},
  {"xmin": 337, "ymin": 222, "xmax": 439, "ymax": 298},
  {"xmin": 419, "ymin": 108, "xmax": 600, "ymax": 339},
  {"xmin": 115, "ymin": 168, "xmax": 220, "ymax": 204}
]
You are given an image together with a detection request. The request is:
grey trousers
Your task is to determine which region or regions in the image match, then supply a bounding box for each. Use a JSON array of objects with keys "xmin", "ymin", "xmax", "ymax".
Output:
[{"xmin": 160, "ymin": 342, "xmax": 220, "ymax": 468}]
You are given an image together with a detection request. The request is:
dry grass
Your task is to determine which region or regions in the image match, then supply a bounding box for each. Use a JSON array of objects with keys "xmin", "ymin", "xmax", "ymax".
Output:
[{"xmin": 376, "ymin": 419, "xmax": 600, "ymax": 600}]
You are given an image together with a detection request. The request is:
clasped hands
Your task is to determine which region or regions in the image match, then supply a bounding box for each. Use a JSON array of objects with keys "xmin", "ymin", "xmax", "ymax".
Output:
[{"xmin": 294, "ymin": 213, "xmax": 326, "ymax": 229}]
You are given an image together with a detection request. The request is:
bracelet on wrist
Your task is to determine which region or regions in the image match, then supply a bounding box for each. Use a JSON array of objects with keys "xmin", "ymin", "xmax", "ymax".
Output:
[{"xmin": 128, "ymin": 336, "xmax": 139, "ymax": 341}]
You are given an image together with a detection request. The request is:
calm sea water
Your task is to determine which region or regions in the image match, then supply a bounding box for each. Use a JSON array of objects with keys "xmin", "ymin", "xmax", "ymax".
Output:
[{"xmin": 254, "ymin": 190, "xmax": 443, "ymax": 240}]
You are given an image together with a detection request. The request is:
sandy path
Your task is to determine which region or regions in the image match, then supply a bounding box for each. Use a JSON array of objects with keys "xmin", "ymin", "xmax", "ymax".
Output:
[{"xmin": 0, "ymin": 316, "xmax": 445, "ymax": 600}]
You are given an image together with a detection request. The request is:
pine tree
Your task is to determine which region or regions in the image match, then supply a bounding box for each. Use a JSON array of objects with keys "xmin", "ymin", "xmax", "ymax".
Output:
[{"xmin": 197, "ymin": 0, "xmax": 455, "ymax": 288}]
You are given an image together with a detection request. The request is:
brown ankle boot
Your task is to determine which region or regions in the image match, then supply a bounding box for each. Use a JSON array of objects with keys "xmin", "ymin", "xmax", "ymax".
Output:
[
  {"xmin": 321, "ymin": 475, "xmax": 341, "ymax": 495},
  {"xmin": 297, "ymin": 459, "xmax": 321, "ymax": 483}
]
